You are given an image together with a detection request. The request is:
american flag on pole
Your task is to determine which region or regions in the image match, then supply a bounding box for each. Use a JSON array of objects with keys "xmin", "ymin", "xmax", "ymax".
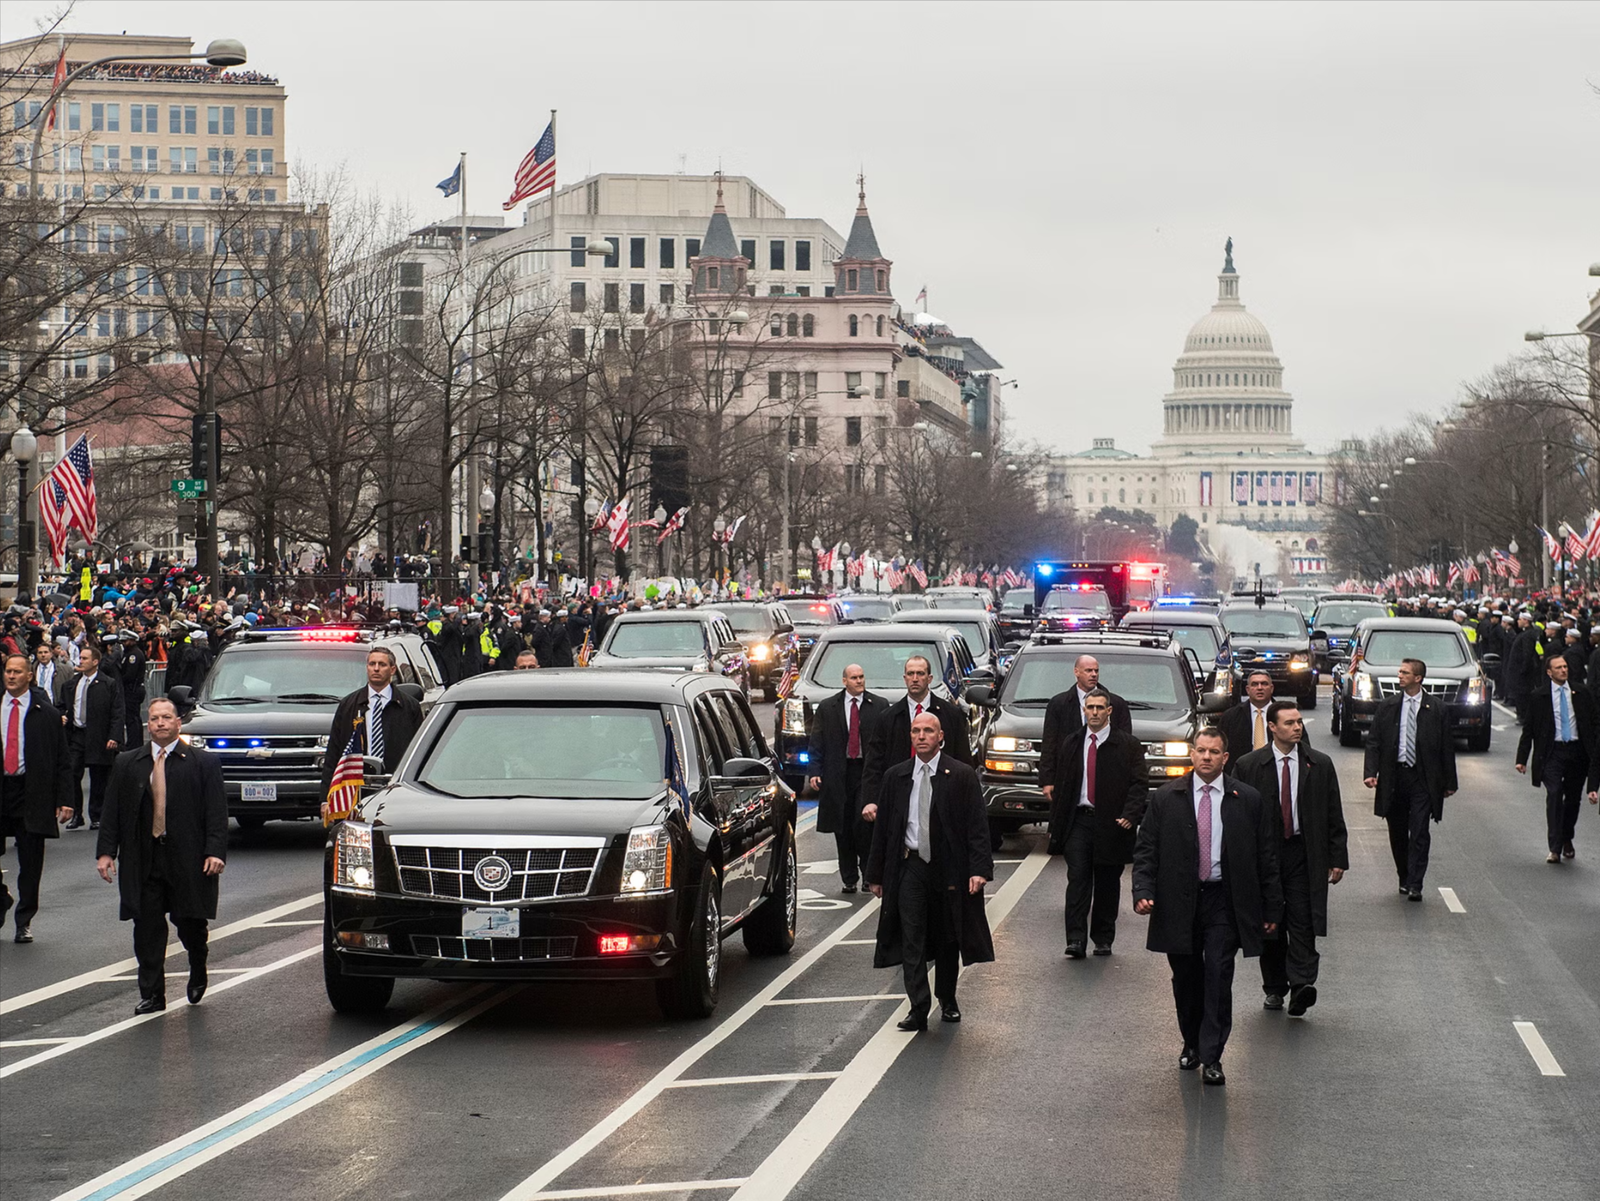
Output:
[
  {"xmin": 47, "ymin": 434, "xmax": 97, "ymax": 541},
  {"xmin": 847, "ymin": 555, "xmax": 864, "ymax": 579},
  {"xmin": 38, "ymin": 477, "xmax": 70, "ymax": 566},
  {"xmin": 884, "ymin": 566, "xmax": 904, "ymax": 590},
  {"xmin": 1563, "ymin": 523, "xmax": 1587, "ymax": 563},
  {"xmin": 655, "ymin": 505, "xmax": 688, "ymax": 544},
  {"xmin": 1447, "ymin": 562, "xmax": 1462, "ymax": 589},
  {"xmin": 503, "ymin": 121, "xmax": 556, "ymax": 210},
  {"xmin": 589, "ymin": 500, "xmax": 612, "ymax": 532},
  {"xmin": 908, "ymin": 560, "xmax": 928, "ymax": 588},
  {"xmin": 322, "ymin": 719, "xmax": 365, "ymax": 826},
  {"xmin": 1584, "ymin": 510, "xmax": 1600, "ymax": 559},
  {"xmin": 1536, "ymin": 526, "xmax": 1562, "ymax": 562},
  {"xmin": 774, "ymin": 658, "xmax": 799, "ymax": 700}
]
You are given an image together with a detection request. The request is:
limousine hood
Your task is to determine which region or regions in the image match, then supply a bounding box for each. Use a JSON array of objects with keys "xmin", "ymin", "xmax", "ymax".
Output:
[{"xmin": 362, "ymin": 785, "xmax": 671, "ymax": 841}]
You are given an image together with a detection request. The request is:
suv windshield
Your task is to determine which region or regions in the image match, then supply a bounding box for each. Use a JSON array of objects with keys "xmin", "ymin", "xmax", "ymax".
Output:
[
  {"xmin": 1134, "ymin": 624, "xmax": 1219, "ymax": 662},
  {"xmin": 719, "ymin": 609, "xmax": 775, "ymax": 636},
  {"xmin": 1042, "ymin": 590, "xmax": 1112, "ymax": 615},
  {"xmin": 1220, "ymin": 609, "xmax": 1305, "ymax": 638},
  {"xmin": 809, "ymin": 640, "xmax": 943, "ymax": 686},
  {"xmin": 418, "ymin": 705, "xmax": 666, "ymax": 799},
  {"xmin": 841, "ymin": 598, "xmax": 895, "ymax": 621},
  {"xmin": 201, "ymin": 646, "xmax": 367, "ymax": 702},
  {"xmin": 605, "ymin": 621, "xmax": 707, "ymax": 658},
  {"xmin": 1314, "ymin": 602, "xmax": 1388, "ymax": 627},
  {"xmin": 793, "ymin": 601, "xmax": 839, "ymax": 625},
  {"xmin": 1004, "ymin": 653, "xmax": 1187, "ymax": 709},
  {"xmin": 1362, "ymin": 630, "xmax": 1469, "ymax": 668},
  {"xmin": 1000, "ymin": 593, "xmax": 1029, "ymax": 615}
]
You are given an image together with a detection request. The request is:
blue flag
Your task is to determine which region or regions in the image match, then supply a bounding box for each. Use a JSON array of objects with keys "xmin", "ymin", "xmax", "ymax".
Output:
[{"xmin": 436, "ymin": 161, "xmax": 461, "ymax": 198}]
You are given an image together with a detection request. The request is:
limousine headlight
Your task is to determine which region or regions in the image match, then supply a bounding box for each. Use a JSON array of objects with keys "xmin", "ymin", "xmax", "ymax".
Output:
[
  {"xmin": 750, "ymin": 643, "xmax": 773, "ymax": 661},
  {"xmin": 1352, "ymin": 672, "xmax": 1376, "ymax": 701},
  {"xmin": 333, "ymin": 821, "xmax": 375, "ymax": 893},
  {"xmin": 621, "ymin": 825, "xmax": 672, "ymax": 893},
  {"xmin": 1463, "ymin": 678, "xmax": 1487, "ymax": 705},
  {"xmin": 782, "ymin": 698, "xmax": 808, "ymax": 734}
]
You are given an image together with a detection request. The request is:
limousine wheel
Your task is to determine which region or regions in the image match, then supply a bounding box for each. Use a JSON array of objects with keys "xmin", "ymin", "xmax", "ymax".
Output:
[
  {"xmin": 658, "ymin": 862, "xmax": 721, "ymax": 1020},
  {"xmin": 743, "ymin": 826, "xmax": 797, "ymax": 956},
  {"xmin": 323, "ymin": 912, "xmax": 394, "ymax": 1014}
]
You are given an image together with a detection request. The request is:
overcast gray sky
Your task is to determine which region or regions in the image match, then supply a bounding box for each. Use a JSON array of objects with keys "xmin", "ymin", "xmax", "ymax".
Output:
[{"xmin": 13, "ymin": 0, "xmax": 1598, "ymax": 456}]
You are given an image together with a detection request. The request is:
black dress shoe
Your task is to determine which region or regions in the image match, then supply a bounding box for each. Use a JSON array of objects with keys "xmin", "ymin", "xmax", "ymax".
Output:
[
  {"xmin": 134, "ymin": 996, "xmax": 166, "ymax": 1015},
  {"xmin": 1092, "ymin": 944, "xmax": 1112, "ymax": 956},
  {"xmin": 187, "ymin": 968, "xmax": 208, "ymax": 1005},
  {"xmin": 1397, "ymin": 884, "xmax": 1409, "ymax": 896},
  {"xmin": 1262, "ymin": 993, "xmax": 1285, "ymax": 1011},
  {"xmin": 1287, "ymin": 984, "xmax": 1317, "ymax": 1016},
  {"xmin": 841, "ymin": 883, "xmax": 858, "ymax": 895},
  {"xmin": 89, "ymin": 821, "xmax": 100, "ymax": 830},
  {"xmin": 896, "ymin": 1014, "xmax": 928, "ymax": 1033},
  {"xmin": 13, "ymin": 924, "xmax": 33, "ymax": 944},
  {"xmin": 1408, "ymin": 890, "xmax": 1422, "ymax": 902},
  {"xmin": 1178, "ymin": 1046, "xmax": 1201, "ymax": 1071},
  {"xmin": 940, "ymin": 1001, "xmax": 961, "ymax": 1023},
  {"xmin": 1065, "ymin": 942, "xmax": 1087, "ymax": 959},
  {"xmin": 1563, "ymin": 841, "xmax": 1576, "ymax": 859},
  {"xmin": 1202, "ymin": 1062, "xmax": 1226, "ymax": 1086},
  {"xmin": 64, "ymin": 817, "xmax": 84, "ymax": 830}
]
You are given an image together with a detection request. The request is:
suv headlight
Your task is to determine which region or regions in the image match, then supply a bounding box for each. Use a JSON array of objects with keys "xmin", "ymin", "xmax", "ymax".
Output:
[
  {"xmin": 1352, "ymin": 672, "xmax": 1376, "ymax": 700},
  {"xmin": 1288, "ymin": 652, "xmax": 1312, "ymax": 671},
  {"xmin": 782, "ymin": 697, "xmax": 809, "ymax": 734},
  {"xmin": 181, "ymin": 734, "xmax": 206, "ymax": 749},
  {"xmin": 690, "ymin": 657, "xmax": 711, "ymax": 673},
  {"xmin": 333, "ymin": 821, "xmax": 375, "ymax": 893},
  {"xmin": 750, "ymin": 642, "xmax": 772, "ymax": 661},
  {"xmin": 1147, "ymin": 740, "xmax": 1191, "ymax": 758},
  {"xmin": 315, "ymin": 734, "xmax": 329, "ymax": 750},
  {"xmin": 620, "ymin": 825, "xmax": 672, "ymax": 893},
  {"xmin": 988, "ymin": 736, "xmax": 1034, "ymax": 753}
]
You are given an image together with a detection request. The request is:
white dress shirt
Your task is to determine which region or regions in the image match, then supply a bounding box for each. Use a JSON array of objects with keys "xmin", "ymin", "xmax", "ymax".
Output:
[
  {"xmin": 367, "ymin": 684, "xmax": 394, "ymax": 711},
  {"xmin": 1273, "ymin": 746, "xmax": 1300, "ymax": 835},
  {"xmin": 844, "ymin": 692, "xmax": 863, "ymax": 733},
  {"xmin": 74, "ymin": 671, "xmax": 98, "ymax": 728},
  {"xmin": 904, "ymin": 751, "xmax": 942, "ymax": 851},
  {"xmin": 3, "ymin": 690, "xmax": 31, "ymax": 773},
  {"xmin": 1400, "ymin": 692, "xmax": 1421, "ymax": 764},
  {"xmin": 1191, "ymin": 773, "xmax": 1224, "ymax": 882},
  {"xmin": 1551, "ymin": 682, "xmax": 1576, "ymax": 742},
  {"xmin": 905, "ymin": 693, "xmax": 932, "ymax": 726},
  {"xmin": 35, "ymin": 660, "xmax": 55, "ymax": 696},
  {"xmin": 1080, "ymin": 727, "xmax": 1104, "ymax": 807}
]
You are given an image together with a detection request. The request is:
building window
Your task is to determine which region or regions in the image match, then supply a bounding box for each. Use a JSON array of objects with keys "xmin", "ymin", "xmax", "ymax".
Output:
[
  {"xmin": 805, "ymin": 417, "xmax": 818, "ymax": 447},
  {"xmin": 848, "ymin": 315, "xmax": 859, "ymax": 336},
  {"xmin": 846, "ymin": 268, "xmax": 858, "ymax": 291},
  {"xmin": 769, "ymin": 417, "xmax": 784, "ymax": 440},
  {"xmin": 804, "ymin": 372, "xmax": 817, "ymax": 398},
  {"xmin": 629, "ymin": 236, "xmax": 645, "ymax": 268},
  {"xmin": 795, "ymin": 240, "xmax": 811, "ymax": 271},
  {"xmin": 874, "ymin": 465, "xmax": 886, "ymax": 496},
  {"xmin": 604, "ymin": 328, "xmax": 620, "ymax": 352},
  {"xmin": 874, "ymin": 415, "xmax": 888, "ymax": 448},
  {"xmin": 768, "ymin": 372, "xmax": 783, "ymax": 399},
  {"xmin": 129, "ymin": 104, "xmax": 155, "ymax": 133},
  {"xmin": 169, "ymin": 104, "xmax": 196, "ymax": 135},
  {"xmin": 771, "ymin": 314, "xmax": 783, "ymax": 336},
  {"xmin": 603, "ymin": 282, "xmax": 619, "ymax": 312},
  {"xmin": 875, "ymin": 269, "xmax": 886, "ymax": 291},
  {"xmin": 659, "ymin": 283, "xmax": 674, "ymax": 306},
  {"xmin": 779, "ymin": 313, "xmax": 793, "ymax": 336},
  {"xmin": 91, "ymin": 145, "xmax": 121, "ymax": 172},
  {"xmin": 91, "ymin": 103, "xmax": 120, "ymax": 132},
  {"xmin": 659, "ymin": 238, "xmax": 675, "ymax": 269},
  {"xmin": 686, "ymin": 237, "xmax": 700, "ymax": 259},
  {"xmin": 896, "ymin": 379, "xmax": 910, "ymax": 399},
  {"xmin": 569, "ymin": 328, "xmax": 586, "ymax": 356},
  {"xmin": 170, "ymin": 147, "xmax": 197, "ymax": 174},
  {"xmin": 874, "ymin": 372, "xmax": 887, "ymax": 399},
  {"xmin": 740, "ymin": 238, "xmax": 755, "ymax": 264},
  {"xmin": 876, "ymin": 315, "xmax": 885, "ymax": 336},
  {"xmin": 602, "ymin": 237, "xmax": 619, "ymax": 268},
  {"xmin": 795, "ymin": 285, "xmax": 810, "ymax": 297},
  {"xmin": 769, "ymin": 285, "xmax": 785, "ymax": 296},
  {"xmin": 207, "ymin": 106, "xmax": 235, "ymax": 136},
  {"xmin": 629, "ymin": 282, "xmax": 645, "ymax": 312},
  {"xmin": 706, "ymin": 266, "xmax": 719, "ymax": 290},
  {"xmin": 846, "ymin": 371, "xmax": 862, "ymax": 395},
  {"xmin": 570, "ymin": 282, "xmax": 586, "ymax": 313},
  {"xmin": 845, "ymin": 417, "xmax": 861, "ymax": 446},
  {"xmin": 569, "ymin": 235, "xmax": 586, "ymax": 267},
  {"xmin": 787, "ymin": 417, "xmax": 800, "ymax": 448},
  {"xmin": 66, "ymin": 101, "xmax": 79, "ymax": 131},
  {"xmin": 786, "ymin": 371, "xmax": 800, "ymax": 399},
  {"xmin": 802, "ymin": 313, "xmax": 814, "ymax": 337},
  {"xmin": 770, "ymin": 240, "xmax": 785, "ymax": 270}
]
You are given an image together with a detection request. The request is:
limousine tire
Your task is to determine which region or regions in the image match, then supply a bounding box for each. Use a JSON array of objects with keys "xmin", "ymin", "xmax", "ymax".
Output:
[
  {"xmin": 743, "ymin": 826, "xmax": 798, "ymax": 956},
  {"xmin": 323, "ymin": 912, "xmax": 394, "ymax": 1014},
  {"xmin": 658, "ymin": 862, "xmax": 721, "ymax": 1020}
]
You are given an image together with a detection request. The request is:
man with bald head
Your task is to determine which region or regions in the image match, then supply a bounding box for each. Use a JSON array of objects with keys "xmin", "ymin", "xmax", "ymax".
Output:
[
  {"xmin": 810, "ymin": 663, "xmax": 889, "ymax": 892},
  {"xmin": 1039, "ymin": 654, "xmax": 1133, "ymax": 804}
]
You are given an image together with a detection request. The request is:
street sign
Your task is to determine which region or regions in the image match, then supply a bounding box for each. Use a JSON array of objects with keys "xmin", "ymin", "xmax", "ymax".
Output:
[{"xmin": 172, "ymin": 478, "xmax": 207, "ymax": 500}]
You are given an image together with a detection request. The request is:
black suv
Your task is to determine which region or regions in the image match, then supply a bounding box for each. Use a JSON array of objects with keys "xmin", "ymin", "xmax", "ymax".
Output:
[
  {"xmin": 788, "ymin": 597, "xmax": 847, "ymax": 667},
  {"xmin": 996, "ymin": 589, "xmax": 1033, "ymax": 643},
  {"xmin": 1036, "ymin": 585, "xmax": 1114, "ymax": 632},
  {"xmin": 1309, "ymin": 595, "xmax": 1389, "ymax": 670},
  {"xmin": 589, "ymin": 610, "xmax": 749, "ymax": 697},
  {"xmin": 1218, "ymin": 597, "xmax": 1321, "ymax": 708},
  {"xmin": 171, "ymin": 626, "xmax": 444, "ymax": 829},
  {"xmin": 969, "ymin": 631, "xmax": 1228, "ymax": 846},
  {"xmin": 1121, "ymin": 609, "xmax": 1234, "ymax": 700},
  {"xmin": 323, "ymin": 672, "xmax": 797, "ymax": 1020},
  {"xmin": 711, "ymin": 601, "xmax": 799, "ymax": 701},
  {"xmin": 1330, "ymin": 617, "xmax": 1492, "ymax": 751}
]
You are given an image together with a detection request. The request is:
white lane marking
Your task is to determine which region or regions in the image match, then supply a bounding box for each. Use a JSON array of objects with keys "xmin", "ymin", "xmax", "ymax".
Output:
[
  {"xmin": 1, "ymin": 1037, "xmax": 74, "ymax": 1047},
  {"xmin": 258, "ymin": 919, "xmax": 322, "ymax": 928},
  {"xmin": 799, "ymin": 861, "xmax": 837, "ymax": 875},
  {"xmin": 1438, "ymin": 887, "xmax": 1467, "ymax": 913},
  {"xmin": 52, "ymin": 985, "xmax": 514, "ymax": 1201},
  {"xmin": 730, "ymin": 846, "xmax": 1052, "ymax": 1201},
  {"xmin": 4, "ymin": 946, "xmax": 318, "ymax": 1079},
  {"xmin": 497, "ymin": 898, "xmax": 883, "ymax": 1201},
  {"xmin": 531, "ymin": 1181, "xmax": 747, "ymax": 1199},
  {"xmin": 836, "ymin": 939, "xmax": 875, "ymax": 946},
  {"xmin": 665, "ymin": 1072, "xmax": 840, "ymax": 1089},
  {"xmin": 763, "ymin": 995, "xmax": 899, "ymax": 1006},
  {"xmin": 1, "ymin": 891, "xmax": 321, "ymax": 1016},
  {"xmin": 1512, "ymin": 1021, "xmax": 1566, "ymax": 1076},
  {"xmin": 102, "ymin": 968, "xmax": 257, "ymax": 981}
]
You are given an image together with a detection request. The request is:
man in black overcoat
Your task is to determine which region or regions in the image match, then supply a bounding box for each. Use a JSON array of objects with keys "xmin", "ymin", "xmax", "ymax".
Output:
[
  {"xmin": 96, "ymin": 699, "xmax": 227, "ymax": 1013},
  {"xmin": 859, "ymin": 655, "xmax": 971, "ymax": 815},
  {"xmin": 1363, "ymin": 657, "xmax": 1457, "ymax": 899},
  {"xmin": 1515, "ymin": 652, "xmax": 1600, "ymax": 863},
  {"xmin": 808, "ymin": 662, "xmax": 888, "ymax": 893},
  {"xmin": 865, "ymin": 712, "xmax": 994, "ymax": 1032},
  {"xmin": 319, "ymin": 646, "xmax": 425, "ymax": 805},
  {"xmin": 1233, "ymin": 702, "xmax": 1348, "ymax": 1016},
  {"xmin": 0, "ymin": 653, "xmax": 74, "ymax": 942},
  {"xmin": 1038, "ymin": 654, "xmax": 1131, "ymax": 797},
  {"xmin": 60, "ymin": 643, "xmax": 125, "ymax": 829},
  {"xmin": 1132, "ymin": 728, "xmax": 1281, "ymax": 1085},
  {"xmin": 1046, "ymin": 687, "xmax": 1147, "ymax": 957},
  {"xmin": 1504, "ymin": 614, "xmax": 1543, "ymax": 723}
]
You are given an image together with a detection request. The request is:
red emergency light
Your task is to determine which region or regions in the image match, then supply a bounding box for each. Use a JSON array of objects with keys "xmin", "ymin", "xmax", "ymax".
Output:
[
  {"xmin": 598, "ymin": 935, "xmax": 631, "ymax": 955},
  {"xmin": 298, "ymin": 628, "xmax": 364, "ymax": 641}
]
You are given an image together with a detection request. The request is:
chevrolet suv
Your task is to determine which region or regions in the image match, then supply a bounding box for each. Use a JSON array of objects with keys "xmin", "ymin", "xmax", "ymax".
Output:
[
  {"xmin": 1218, "ymin": 598, "xmax": 1320, "ymax": 708},
  {"xmin": 588, "ymin": 610, "xmax": 749, "ymax": 698},
  {"xmin": 711, "ymin": 601, "xmax": 799, "ymax": 701}
]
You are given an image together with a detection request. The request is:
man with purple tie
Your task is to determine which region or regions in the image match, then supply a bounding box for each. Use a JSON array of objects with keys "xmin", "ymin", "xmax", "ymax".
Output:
[{"xmin": 1133, "ymin": 728, "xmax": 1282, "ymax": 1086}]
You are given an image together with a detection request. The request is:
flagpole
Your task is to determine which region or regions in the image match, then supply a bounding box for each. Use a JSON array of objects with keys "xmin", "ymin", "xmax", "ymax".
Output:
[
  {"xmin": 549, "ymin": 109, "xmax": 556, "ymax": 192},
  {"xmin": 457, "ymin": 150, "xmax": 468, "ymax": 263}
]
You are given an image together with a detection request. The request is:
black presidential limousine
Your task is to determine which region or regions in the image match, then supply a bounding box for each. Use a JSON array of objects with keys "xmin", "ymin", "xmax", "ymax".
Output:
[{"xmin": 322, "ymin": 671, "xmax": 798, "ymax": 1019}]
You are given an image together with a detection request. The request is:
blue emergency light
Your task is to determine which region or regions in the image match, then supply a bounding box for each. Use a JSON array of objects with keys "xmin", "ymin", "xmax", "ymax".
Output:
[{"xmin": 1036, "ymin": 563, "xmax": 1055, "ymax": 578}]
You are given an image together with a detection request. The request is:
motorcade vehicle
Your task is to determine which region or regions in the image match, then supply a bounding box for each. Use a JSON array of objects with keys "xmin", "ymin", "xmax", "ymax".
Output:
[
  {"xmin": 773, "ymin": 623, "xmax": 980, "ymax": 791},
  {"xmin": 1154, "ymin": 594, "xmax": 1221, "ymax": 610},
  {"xmin": 588, "ymin": 611, "xmax": 749, "ymax": 697},
  {"xmin": 1036, "ymin": 584, "xmax": 1115, "ymax": 633},
  {"xmin": 836, "ymin": 595, "xmax": 901, "ymax": 623},
  {"xmin": 968, "ymin": 630, "xmax": 1228, "ymax": 847},
  {"xmin": 1278, "ymin": 586, "xmax": 1324, "ymax": 621},
  {"xmin": 893, "ymin": 595, "xmax": 935, "ymax": 611},
  {"xmin": 923, "ymin": 586, "xmax": 995, "ymax": 612},
  {"xmin": 996, "ymin": 589, "xmax": 1034, "ymax": 642},
  {"xmin": 322, "ymin": 671, "xmax": 798, "ymax": 1020},
  {"xmin": 170, "ymin": 624, "xmax": 444, "ymax": 830},
  {"xmin": 709, "ymin": 601, "xmax": 799, "ymax": 701},
  {"xmin": 1031, "ymin": 560, "xmax": 1163, "ymax": 621},
  {"xmin": 1217, "ymin": 596, "xmax": 1321, "ymax": 708},
  {"xmin": 788, "ymin": 597, "xmax": 847, "ymax": 666},
  {"xmin": 1329, "ymin": 617, "xmax": 1492, "ymax": 751},
  {"xmin": 1120, "ymin": 608, "xmax": 1233, "ymax": 699},
  {"xmin": 890, "ymin": 608, "xmax": 1005, "ymax": 677},
  {"xmin": 1309, "ymin": 596, "xmax": 1390, "ymax": 670}
]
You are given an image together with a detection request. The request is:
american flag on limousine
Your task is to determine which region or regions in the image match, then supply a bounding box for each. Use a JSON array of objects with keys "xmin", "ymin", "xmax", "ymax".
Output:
[{"xmin": 322, "ymin": 718, "xmax": 365, "ymax": 826}]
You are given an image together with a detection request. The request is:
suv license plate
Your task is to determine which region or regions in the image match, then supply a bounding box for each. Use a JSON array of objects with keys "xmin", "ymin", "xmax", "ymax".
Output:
[
  {"xmin": 240, "ymin": 783, "xmax": 277, "ymax": 802},
  {"xmin": 463, "ymin": 908, "xmax": 519, "ymax": 939}
]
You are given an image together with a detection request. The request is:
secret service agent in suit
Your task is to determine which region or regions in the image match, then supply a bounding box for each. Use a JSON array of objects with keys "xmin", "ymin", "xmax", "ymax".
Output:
[
  {"xmin": 61, "ymin": 643, "xmax": 125, "ymax": 829},
  {"xmin": 859, "ymin": 655, "xmax": 972, "ymax": 818},
  {"xmin": 1217, "ymin": 670, "xmax": 1280, "ymax": 758},
  {"xmin": 0, "ymin": 654, "xmax": 75, "ymax": 943},
  {"xmin": 96, "ymin": 699, "xmax": 227, "ymax": 1014},
  {"xmin": 1038, "ymin": 655, "xmax": 1133, "ymax": 798},
  {"xmin": 865, "ymin": 712, "xmax": 994, "ymax": 1032},
  {"xmin": 1232, "ymin": 702, "xmax": 1349, "ymax": 1017},
  {"xmin": 1515, "ymin": 653, "xmax": 1600, "ymax": 864},
  {"xmin": 1133, "ymin": 728, "xmax": 1282, "ymax": 1086},
  {"xmin": 1363, "ymin": 657, "xmax": 1457, "ymax": 900},
  {"xmin": 808, "ymin": 663, "xmax": 889, "ymax": 894},
  {"xmin": 31, "ymin": 640, "xmax": 61, "ymax": 704},
  {"xmin": 1045, "ymin": 687, "xmax": 1147, "ymax": 957},
  {"xmin": 318, "ymin": 647, "xmax": 425, "ymax": 805}
]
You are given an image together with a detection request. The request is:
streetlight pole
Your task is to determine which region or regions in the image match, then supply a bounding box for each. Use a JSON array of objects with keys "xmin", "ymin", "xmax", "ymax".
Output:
[
  {"xmin": 653, "ymin": 504, "xmax": 668, "ymax": 577},
  {"xmin": 10, "ymin": 428, "xmax": 38, "ymax": 599},
  {"xmin": 713, "ymin": 516, "xmax": 727, "ymax": 585}
]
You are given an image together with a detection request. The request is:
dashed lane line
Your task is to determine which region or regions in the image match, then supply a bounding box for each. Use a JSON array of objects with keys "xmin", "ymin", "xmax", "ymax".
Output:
[
  {"xmin": 1438, "ymin": 887, "xmax": 1467, "ymax": 913},
  {"xmin": 1512, "ymin": 1021, "xmax": 1566, "ymax": 1077},
  {"xmin": 666, "ymin": 1072, "xmax": 841, "ymax": 1090},
  {"xmin": 764, "ymin": 995, "xmax": 900, "ymax": 1006},
  {"xmin": 531, "ymin": 1182, "xmax": 747, "ymax": 1199}
]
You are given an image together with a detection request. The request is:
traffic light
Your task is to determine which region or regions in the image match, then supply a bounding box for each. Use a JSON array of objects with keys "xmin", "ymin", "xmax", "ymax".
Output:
[
  {"xmin": 478, "ymin": 529, "xmax": 493, "ymax": 565},
  {"xmin": 190, "ymin": 413, "xmax": 223, "ymax": 482},
  {"xmin": 459, "ymin": 535, "xmax": 473, "ymax": 561}
]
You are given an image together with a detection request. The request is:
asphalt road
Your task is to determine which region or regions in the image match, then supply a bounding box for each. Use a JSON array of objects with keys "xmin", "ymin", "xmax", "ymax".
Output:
[{"xmin": 2, "ymin": 693, "xmax": 1595, "ymax": 1201}]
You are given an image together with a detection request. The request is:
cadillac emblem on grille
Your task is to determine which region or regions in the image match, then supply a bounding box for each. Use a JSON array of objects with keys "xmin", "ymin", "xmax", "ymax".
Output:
[{"xmin": 472, "ymin": 855, "xmax": 513, "ymax": 893}]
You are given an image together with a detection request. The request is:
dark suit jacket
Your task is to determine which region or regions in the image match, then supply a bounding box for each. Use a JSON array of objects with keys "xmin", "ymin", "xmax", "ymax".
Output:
[
  {"xmin": 1515, "ymin": 683, "xmax": 1600, "ymax": 791},
  {"xmin": 1363, "ymin": 691, "xmax": 1458, "ymax": 821},
  {"xmin": 865, "ymin": 755, "xmax": 994, "ymax": 969},
  {"xmin": 60, "ymin": 669, "xmax": 126, "ymax": 765},
  {"xmin": 319, "ymin": 686, "xmax": 425, "ymax": 800},
  {"xmin": 1131, "ymin": 774, "xmax": 1282, "ymax": 958},
  {"xmin": 1232, "ymin": 743, "xmax": 1349, "ymax": 935},
  {"xmin": 1038, "ymin": 687, "xmax": 1132, "ymax": 788},
  {"xmin": 1216, "ymin": 701, "xmax": 1275, "ymax": 759},
  {"xmin": 97, "ymin": 742, "xmax": 228, "ymax": 921},
  {"xmin": 860, "ymin": 692, "xmax": 972, "ymax": 812},
  {"xmin": 2, "ymin": 686, "xmax": 74, "ymax": 837},
  {"xmin": 1045, "ymin": 727, "xmax": 1147, "ymax": 863},
  {"xmin": 810, "ymin": 688, "xmax": 889, "ymax": 833}
]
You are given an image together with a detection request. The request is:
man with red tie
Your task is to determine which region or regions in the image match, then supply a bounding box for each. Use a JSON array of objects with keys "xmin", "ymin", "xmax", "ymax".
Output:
[
  {"xmin": 0, "ymin": 654, "xmax": 74, "ymax": 943},
  {"xmin": 1232, "ymin": 703, "xmax": 1348, "ymax": 1016},
  {"xmin": 809, "ymin": 664, "xmax": 889, "ymax": 893},
  {"xmin": 860, "ymin": 655, "xmax": 971, "ymax": 824}
]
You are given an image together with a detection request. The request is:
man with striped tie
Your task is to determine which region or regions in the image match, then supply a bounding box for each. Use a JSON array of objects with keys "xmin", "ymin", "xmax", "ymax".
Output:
[
  {"xmin": 1364, "ymin": 658, "xmax": 1457, "ymax": 899},
  {"xmin": 320, "ymin": 647, "xmax": 424, "ymax": 805},
  {"xmin": 1515, "ymin": 653, "xmax": 1600, "ymax": 864}
]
